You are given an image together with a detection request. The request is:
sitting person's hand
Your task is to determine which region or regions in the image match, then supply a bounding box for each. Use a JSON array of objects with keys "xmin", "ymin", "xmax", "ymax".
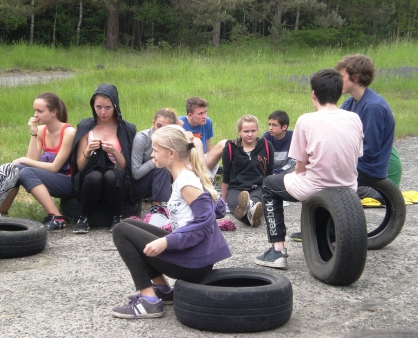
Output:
[{"xmin": 143, "ymin": 237, "xmax": 168, "ymax": 257}]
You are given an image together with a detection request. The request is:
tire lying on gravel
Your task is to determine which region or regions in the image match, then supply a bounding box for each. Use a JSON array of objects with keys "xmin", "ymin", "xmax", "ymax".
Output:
[
  {"xmin": 174, "ymin": 268, "xmax": 293, "ymax": 333},
  {"xmin": 0, "ymin": 218, "xmax": 47, "ymax": 259},
  {"xmin": 363, "ymin": 179, "xmax": 406, "ymax": 250},
  {"xmin": 301, "ymin": 187, "xmax": 367, "ymax": 286}
]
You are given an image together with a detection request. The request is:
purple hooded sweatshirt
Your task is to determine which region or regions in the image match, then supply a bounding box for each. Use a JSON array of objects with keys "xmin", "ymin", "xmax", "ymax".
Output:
[{"xmin": 157, "ymin": 191, "xmax": 231, "ymax": 269}]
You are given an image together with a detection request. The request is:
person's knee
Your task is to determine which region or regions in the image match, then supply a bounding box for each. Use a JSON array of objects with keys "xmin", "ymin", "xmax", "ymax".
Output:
[
  {"xmin": 215, "ymin": 139, "xmax": 227, "ymax": 150},
  {"xmin": 86, "ymin": 170, "xmax": 103, "ymax": 182},
  {"xmin": 263, "ymin": 175, "xmax": 276, "ymax": 191}
]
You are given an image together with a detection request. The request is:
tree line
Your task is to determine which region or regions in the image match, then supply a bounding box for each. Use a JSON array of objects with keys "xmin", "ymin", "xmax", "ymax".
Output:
[{"xmin": 1, "ymin": 0, "xmax": 417, "ymax": 50}]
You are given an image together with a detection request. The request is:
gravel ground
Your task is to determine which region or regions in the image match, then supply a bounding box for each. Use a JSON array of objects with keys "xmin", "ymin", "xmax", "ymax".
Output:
[{"xmin": 1, "ymin": 137, "xmax": 417, "ymax": 338}]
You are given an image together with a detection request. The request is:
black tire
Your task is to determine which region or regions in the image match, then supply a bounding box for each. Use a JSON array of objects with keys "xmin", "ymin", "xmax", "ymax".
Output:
[
  {"xmin": 0, "ymin": 218, "xmax": 47, "ymax": 259},
  {"xmin": 301, "ymin": 187, "xmax": 367, "ymax": 286},
  {"xmin": 363, "ymin": 179, "xmax": 406, "ymax": 250},
  {"xmin": 174, "ymin": 268, "xmax": 293, "ymax": 333},
  {"xmin": 59, "ymin": 198, "xmax": 141, "ymax": 227}
]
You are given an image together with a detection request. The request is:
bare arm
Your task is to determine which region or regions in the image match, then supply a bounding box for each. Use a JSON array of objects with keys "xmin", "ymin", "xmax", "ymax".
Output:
[
  {"xmin": 295, "ymin": 160, "xmax": 308, "ymax": 175},
  {"xmin": 222, "ymin": 183, "xmax": 229, "ymax": 202},
  {"xmin": 14, "ymin": 127, "xmax": 76, "ymax": 173},
  {"xmin": 144, "ymin": 185, "xmax": 203, "ymax": 257},
  {"xmin": 76, "ymin": 133, "xmax": 93, "ymax": 171},
  {"xmin": 26, "ymin": 120, "xmax": 43, "ymax": 160},
  {"xmin": 205, "ymin": 139, "xmax": 212, "ymax": 153}
]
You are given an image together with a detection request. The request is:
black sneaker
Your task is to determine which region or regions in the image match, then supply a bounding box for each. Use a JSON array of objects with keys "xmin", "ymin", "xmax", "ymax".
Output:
[
  {"xmin": 110, "ymin": 215, "xmax": 123, "ymax": 233},
  {"xmin": 290, "ymin": 232, "xmax": 302, "ymax": 242},
  {"xmin": 128, "ymin": 286, "xmax": 173, "ymax": 305},
  {"xmin": 73, "ymin": 216, "xmax": 89, "ymax": 234},
  {"xmin": 43, "ymin": 216, "xmax": 66, "ymax": 231}
]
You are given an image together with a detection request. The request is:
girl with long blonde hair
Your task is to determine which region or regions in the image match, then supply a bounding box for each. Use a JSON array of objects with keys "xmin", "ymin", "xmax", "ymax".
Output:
[{"xmin": 111, "ymin": 124, "xmax": 231, "ymax": 319}]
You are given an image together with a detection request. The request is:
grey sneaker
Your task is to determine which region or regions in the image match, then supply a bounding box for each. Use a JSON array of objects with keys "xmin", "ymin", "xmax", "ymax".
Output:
[
  {"xmin": 234, "ymin": 191, "xmax": 251, "ymax": 219},
  {"xmin": 290, "ymin": 232, "xmax": 302, "ymax": 242},
  {"xmin": 128, "ymin": 286, "xmax": 173, "ymax": 305},
  {"xmin": 112, "ymin": 294, "xmax": 163, "ymax": 319},
  {"xmin": 43, "ymin": 216, "xmax": 66, "ymax": 231},
  {"xmin": 255, "ymin": 247, "xmax": 288, "ymax": 269},
  {"xmin": 247, "ymin": 202, "xmax": 263, "ymax": 227},
  {"xmin": 73, "ymin": 216, "xmax": 89, "ymax": 234}
]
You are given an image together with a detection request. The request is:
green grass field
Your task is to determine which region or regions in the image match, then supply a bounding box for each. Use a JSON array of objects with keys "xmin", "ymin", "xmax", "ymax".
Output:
[{"xmin": 1, "ymin": 41, "xmax": 417, "ymax": 219}]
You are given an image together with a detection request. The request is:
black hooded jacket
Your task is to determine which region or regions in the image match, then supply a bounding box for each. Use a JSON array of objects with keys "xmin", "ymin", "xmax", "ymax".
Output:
[
  {"xmin": 70, "ymin": 84, "xmax": 137, "ymax": 203},
  {"xmin": 222, "ymin": 137, "xmax": 274, "ymax": 190}
]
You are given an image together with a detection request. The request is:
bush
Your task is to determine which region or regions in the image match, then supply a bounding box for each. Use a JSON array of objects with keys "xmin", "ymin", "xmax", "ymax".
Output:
[{"xmin": 287, "ymin": 26, "xmax": 375, "ymax": 48}]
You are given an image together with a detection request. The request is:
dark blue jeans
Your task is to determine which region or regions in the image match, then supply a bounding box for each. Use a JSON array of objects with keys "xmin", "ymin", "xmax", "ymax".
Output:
[
  {"xmin": 262, "ymin": 173, "xmax": 299, "ymax": 243},
  {"xmin": 15, "ymin": 164, "xmax": 73, "ymax": 199},
  {"xmin": 133, "ymin": 167, "xmax": 172, "ymax": 202}
]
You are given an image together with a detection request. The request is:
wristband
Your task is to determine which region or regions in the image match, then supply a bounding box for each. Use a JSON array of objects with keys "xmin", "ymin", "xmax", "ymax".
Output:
[
  {"xmin": 83, "ymin": 151, "xmax": 90, "ymax": 159},
  {"xmin": 31, "ymin": 133, "xmax": 38, "ymax": 137}
]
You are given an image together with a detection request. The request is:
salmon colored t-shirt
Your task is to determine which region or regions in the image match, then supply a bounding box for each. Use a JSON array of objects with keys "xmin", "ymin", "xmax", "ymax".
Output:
[{"xmin": 284, "ymin": 109, "xmax": 363, "ymax": 201}]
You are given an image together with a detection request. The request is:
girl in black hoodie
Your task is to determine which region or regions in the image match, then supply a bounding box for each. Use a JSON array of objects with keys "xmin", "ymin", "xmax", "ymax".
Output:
[
  {"xmin": 222, "ymin": 115, "xmax": 274, "ymax": 227},
  {"xmin": 70, "ymin": 84, "xmax": 136, "ymax": 234}
]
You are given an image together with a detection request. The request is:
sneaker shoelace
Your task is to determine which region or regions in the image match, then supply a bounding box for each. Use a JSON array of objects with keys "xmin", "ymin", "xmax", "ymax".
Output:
[
  {"xmin": 263, "ymin": 246, "xmax": 274, "ymax": 258},
  {"xmin": 124, "ymin": 295, "xmax": 143, "ymax": 319}
]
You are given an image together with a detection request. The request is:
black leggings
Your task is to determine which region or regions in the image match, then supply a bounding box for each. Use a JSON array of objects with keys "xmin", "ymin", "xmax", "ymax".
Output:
[
  {"xmin": 81, "ymin": 169, "xmax": 127, "ymax": 218},
  {"xmin": 112, "ymin": 219, "xmax": 213, "ymax": 291}
]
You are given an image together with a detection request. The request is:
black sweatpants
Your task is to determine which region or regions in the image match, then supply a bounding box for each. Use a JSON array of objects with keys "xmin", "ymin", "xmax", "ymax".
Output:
[
  {"xmin": 262, "ymin": 173, "xmax": 299, "ymax": 243},
  {"xmin": 81, "ymin": 169, "xmax": 127, "ymax": 218},
  {"xmin": 357, "ymin": 169, "xmax": 384, "ymax": 201},
  {"xmin": 112, "ymin": 219, "xmax": 213, "ymax": 291}
]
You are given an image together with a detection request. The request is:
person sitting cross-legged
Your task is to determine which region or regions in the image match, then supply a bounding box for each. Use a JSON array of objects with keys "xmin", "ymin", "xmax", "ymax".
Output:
[{"xmin": 222, "ymin": 115, "xmax": 274, "ymax": 228}]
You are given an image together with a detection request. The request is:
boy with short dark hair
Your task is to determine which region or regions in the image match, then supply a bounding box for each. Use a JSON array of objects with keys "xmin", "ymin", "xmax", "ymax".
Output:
[{"xmin": 262, "ymin": 110, "xmax": 296, "ymax": 175}]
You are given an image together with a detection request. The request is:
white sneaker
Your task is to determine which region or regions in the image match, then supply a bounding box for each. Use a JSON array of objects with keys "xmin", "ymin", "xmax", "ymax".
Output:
[
  {"xmin": 225, "ymin": 204, "xmax": 231, "ymax": 214},
  {"xmin": 234, "ymin": 191, "xmax": 251, "ymax": 219},
  {"xmin": 248, "ymin": 202, "xmax": 263, "ymax": 227}
]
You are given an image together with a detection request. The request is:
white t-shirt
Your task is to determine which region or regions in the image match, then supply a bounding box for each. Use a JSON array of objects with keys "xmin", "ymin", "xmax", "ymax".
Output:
[
  {"xmin": 284, "ymin": 108, "xmax": 363, "ymax": 201},
  {"xmin": 168, "ymin": 170, "xmax": 204, "ymax": 231}
]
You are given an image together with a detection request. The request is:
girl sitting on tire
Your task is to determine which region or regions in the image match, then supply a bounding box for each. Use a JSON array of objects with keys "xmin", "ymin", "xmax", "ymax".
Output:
[
  {"xmin": 0, "ymin": 92, "xmax": 76, "ymax": 231},
  {"xmin": 111, "ymin": 124, "xmax": 231, "ymax": 319},
  {"xmin": 70, "ymin": 84, "xmax": 136, "ymax": 234},
  {"xmin": 222, "ymin": 115, "xmax": 274, "ymax": 227}
]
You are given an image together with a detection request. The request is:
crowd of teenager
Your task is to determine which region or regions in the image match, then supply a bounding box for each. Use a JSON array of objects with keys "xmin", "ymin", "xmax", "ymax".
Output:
[{"xmin": 0, "ymin": 54, "xmax": 402, "ymax": 319}]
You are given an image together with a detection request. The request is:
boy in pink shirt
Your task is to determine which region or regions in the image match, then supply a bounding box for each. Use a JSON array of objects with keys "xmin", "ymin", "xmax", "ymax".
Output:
[{"xmin": 255, "ymin": 68, "xmax": 363, "ymax": 269}]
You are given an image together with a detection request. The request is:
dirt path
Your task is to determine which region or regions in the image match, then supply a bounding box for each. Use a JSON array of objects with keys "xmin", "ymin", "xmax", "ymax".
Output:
[{"xmin": 0, "ymin": 71, "xmax": 74, "ymax": 87}]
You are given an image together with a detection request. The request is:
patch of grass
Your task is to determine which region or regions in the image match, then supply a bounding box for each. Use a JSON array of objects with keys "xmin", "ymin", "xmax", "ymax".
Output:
[{"xmin": 1, "ymin": 41, "xmax": 417, "ymax": 218}]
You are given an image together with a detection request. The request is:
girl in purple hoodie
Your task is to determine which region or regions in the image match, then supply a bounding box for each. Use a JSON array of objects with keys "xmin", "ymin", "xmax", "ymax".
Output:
[{"xmin": 112, "ymin": 124, "xmax": 231, "ymax": 319}]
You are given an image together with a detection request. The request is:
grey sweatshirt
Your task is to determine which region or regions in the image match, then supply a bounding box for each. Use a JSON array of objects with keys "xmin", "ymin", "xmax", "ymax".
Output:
[{"xmin": 131, "ymin": 127, "xmax": 156, "ymax": 180}]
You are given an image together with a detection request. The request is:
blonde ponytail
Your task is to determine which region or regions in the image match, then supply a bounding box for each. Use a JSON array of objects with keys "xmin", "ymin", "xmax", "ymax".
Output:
[{"xmin": 152, "ymin": 125, "xmax": 219, "ymax": 201}]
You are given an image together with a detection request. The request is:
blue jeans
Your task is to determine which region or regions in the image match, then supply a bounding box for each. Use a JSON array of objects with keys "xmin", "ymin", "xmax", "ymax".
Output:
[
  {"xmin": 16, "ymin": 164, "xmax": 74, "ymax": 199},
  {"xmin": 133, "ymin": 167, "xmax": 172, "ymax": 202},
  {"xmin": 262, "ymin": 173, "xmax": 299, "ymax": 243}
]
